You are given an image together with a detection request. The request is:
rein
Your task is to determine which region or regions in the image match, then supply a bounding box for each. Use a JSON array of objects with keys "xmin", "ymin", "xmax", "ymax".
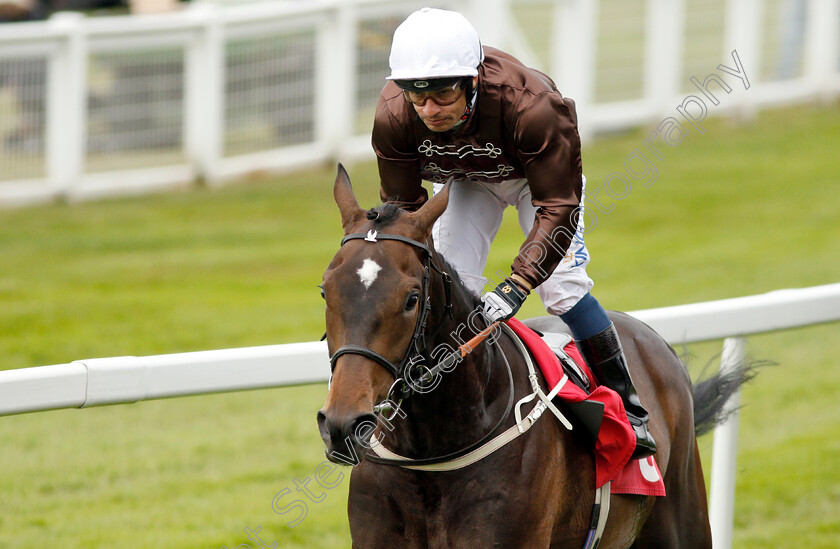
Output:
[
  {"xmin": 366, "ymin": 334, "xmax": 516, "ymax": 468},
  {"xmin": 367, "ymin": 322, "xmax": 572, "ymax": 470}
]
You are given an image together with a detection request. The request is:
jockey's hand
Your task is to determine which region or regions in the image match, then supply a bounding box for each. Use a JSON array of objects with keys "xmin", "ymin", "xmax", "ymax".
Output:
[{"xmin": 480, "ymin": 278, "xmax": 528, "ymax": 322}]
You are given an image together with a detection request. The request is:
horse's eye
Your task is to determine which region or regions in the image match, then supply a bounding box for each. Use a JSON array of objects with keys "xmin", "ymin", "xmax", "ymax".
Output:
[
  {"xmin": 405, "ymin": 292, "xmax": 420, "ymax": 311},
  {"xmin": 318, "ymin": 285, "xmax": 326, "ymax": 299}
]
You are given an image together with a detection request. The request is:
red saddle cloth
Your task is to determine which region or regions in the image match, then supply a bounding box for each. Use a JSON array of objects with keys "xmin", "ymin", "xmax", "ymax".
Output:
[{"xmin": 507, "ymin": 318, "xmax": 666, "ymax": 496}]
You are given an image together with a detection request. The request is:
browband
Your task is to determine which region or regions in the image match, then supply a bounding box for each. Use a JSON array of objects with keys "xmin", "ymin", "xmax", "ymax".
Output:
[{"xmin": 341, "ymin": 230, "xmax": 429, "ymax": 254}]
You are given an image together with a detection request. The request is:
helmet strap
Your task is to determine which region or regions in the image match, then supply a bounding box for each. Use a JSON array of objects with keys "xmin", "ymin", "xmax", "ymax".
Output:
[{"xmin": 456, "ymin": 78, "xmax": 478, "ymax": 125}]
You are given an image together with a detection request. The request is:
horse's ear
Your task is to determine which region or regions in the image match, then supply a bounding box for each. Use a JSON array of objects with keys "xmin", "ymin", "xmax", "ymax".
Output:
[
  {"xmin": 410, "ymin": 179, "xmax": 451, "ymax": 236},
  {"xmin": 333, "ymin": 163, "xmax": 365, "ymax": 232}
]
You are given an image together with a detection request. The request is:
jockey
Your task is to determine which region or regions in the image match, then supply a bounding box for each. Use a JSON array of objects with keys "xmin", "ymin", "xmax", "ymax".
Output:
[{"xmin": 372, "ymin": 8, "xmax": 655, "ymax": 459}]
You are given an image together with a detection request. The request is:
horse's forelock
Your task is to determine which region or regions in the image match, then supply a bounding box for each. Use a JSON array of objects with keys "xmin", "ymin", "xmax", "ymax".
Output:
[{"xmin": 365, "ymin": 203, "xmax": 404, "ymax": 227}]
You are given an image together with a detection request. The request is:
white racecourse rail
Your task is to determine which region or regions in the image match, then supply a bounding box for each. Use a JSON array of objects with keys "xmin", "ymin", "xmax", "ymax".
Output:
[
  {"xmin": 1, "ymin": 283, "xmax": 839, "ymax": 549},
  {"xmin": 1, "ymin": 0, "xmax": 840, "ymax": 206}
]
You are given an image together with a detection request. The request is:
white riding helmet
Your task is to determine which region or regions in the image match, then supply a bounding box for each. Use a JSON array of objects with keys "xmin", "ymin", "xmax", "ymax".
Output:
[{"xmin": 388, "ymin": 8, "xmax": 485, "ymax": 84}]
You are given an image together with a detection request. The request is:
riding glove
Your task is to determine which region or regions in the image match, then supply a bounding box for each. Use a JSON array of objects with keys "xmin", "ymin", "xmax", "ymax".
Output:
[{"xmin": 480, "ymin": 278, "xmax": 528, "ymax": 322}]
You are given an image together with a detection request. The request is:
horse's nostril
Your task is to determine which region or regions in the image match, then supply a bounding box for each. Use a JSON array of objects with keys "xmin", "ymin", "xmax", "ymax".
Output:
[
  {"xmin": 350, "ymin": 413, "xmax": 380, "ymax": 445},
  {"xmin": 317, "ymin": 410, "xmax": 332, "ymax": 445},
  {"xmin": 318, "ymin": 410, "xmax": 380, "ymax": 452}
]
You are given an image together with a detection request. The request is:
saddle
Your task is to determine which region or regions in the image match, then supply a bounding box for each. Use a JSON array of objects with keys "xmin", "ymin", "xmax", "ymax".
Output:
[
  {"xmin": 521, "ymin": 317, "xmax": 606, "ymax": 450},
  {"xmin": 514, "ymin": 317, "xmax": 666, "ymax": 498}
]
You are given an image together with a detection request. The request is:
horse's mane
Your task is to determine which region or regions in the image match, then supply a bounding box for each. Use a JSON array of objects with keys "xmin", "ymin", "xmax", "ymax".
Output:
[{"xmin": 434, "ymin": 252, "xmax": 482, "ymax": 309}]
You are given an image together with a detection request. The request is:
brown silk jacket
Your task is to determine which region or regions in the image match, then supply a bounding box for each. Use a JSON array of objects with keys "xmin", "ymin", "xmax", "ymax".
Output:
[{"xmin": 372, "ymin": 46, "xmax": 583, "ymax": 290}]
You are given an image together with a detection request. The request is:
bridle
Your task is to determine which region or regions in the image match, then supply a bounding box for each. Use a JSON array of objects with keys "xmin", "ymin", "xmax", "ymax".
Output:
[
  {"xmin": 328, "ymin": 228, "xmax": 453, "ymax": 408},
  {"xmin": 326, "ymin": 226, "xmax": 520, "ymax": 473}
]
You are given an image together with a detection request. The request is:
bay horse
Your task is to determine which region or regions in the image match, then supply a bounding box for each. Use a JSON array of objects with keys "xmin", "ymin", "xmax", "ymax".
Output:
[{"xmin": 317, "ymin": 165, "xmax": 748, "ymax": 548}]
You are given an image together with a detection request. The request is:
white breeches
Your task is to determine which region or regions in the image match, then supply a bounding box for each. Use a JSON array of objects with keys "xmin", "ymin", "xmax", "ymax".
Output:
[{"xmin": 432, "ymin": 177, "xmax": 594, "ymax": 315}]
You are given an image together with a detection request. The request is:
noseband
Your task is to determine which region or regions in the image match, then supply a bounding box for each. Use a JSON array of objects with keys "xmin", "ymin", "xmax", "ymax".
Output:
[{"xmin": 328, "ymin": 229, "xmax": 452, "ymax": 402}]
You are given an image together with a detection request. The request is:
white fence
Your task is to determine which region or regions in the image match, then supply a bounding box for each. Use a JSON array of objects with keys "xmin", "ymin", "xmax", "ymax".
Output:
[
  {"xmin": 4, "ymin": 283, "xmax": 839, "ymax": 417},
  {"xmin": 1, "ymin": 0, "xmax": 839, "ymax": 206},
  {"xmin": 1, "ymin": 283, "xmax": 839, "ymax": 548}
]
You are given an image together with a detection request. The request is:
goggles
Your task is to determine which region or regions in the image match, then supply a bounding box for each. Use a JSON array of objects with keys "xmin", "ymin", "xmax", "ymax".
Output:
[{"xmin": 396, "ymin": 79, "xmax": 466, "ymax": 107}]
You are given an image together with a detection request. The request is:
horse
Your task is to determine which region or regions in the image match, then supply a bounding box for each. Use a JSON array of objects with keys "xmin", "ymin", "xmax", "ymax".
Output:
[{"xmin": 317, "ymin": 164, "xmax": 749, "ymax": 548}]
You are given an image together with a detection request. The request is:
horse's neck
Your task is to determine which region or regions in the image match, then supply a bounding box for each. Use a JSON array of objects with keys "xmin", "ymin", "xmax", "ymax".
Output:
[{"xmin": 385, "ymin": 284, "xmax": 511, "ymax": 457}]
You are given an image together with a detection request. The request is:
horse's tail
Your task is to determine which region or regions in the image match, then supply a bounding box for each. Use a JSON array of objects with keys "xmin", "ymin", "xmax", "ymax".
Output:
[{"xmin": 692, "ymin": 359, "xmax": 765, "ymax": 436}]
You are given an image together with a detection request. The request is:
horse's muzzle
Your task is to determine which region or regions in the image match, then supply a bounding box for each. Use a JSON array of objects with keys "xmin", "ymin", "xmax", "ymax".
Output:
[{"xmin": 317, "ymin": 409, "xmax": 379, "ymax": 465}]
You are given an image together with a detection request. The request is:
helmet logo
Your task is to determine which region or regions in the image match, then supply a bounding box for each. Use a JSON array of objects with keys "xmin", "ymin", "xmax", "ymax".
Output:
[{"xmin": 414, "ymin": 80, "xmax": 429, "ymax": 88}]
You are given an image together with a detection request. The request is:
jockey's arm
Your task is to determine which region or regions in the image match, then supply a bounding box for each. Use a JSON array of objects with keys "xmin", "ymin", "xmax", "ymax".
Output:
[{"xmin": 511, "ymin": 94, "xmax": 584, "ymax": 290}]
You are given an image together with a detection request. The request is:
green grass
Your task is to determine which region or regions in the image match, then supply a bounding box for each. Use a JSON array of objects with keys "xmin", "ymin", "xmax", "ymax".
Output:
[{"xmin": 1, "ymin": 103, "xmax": 839, "ymax": 548}]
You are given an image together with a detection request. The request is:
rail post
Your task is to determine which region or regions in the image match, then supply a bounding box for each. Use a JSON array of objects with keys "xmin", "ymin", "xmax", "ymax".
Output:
[{"xmin": 709, "ymin": 336, "xmax": 746, "ymax": 549}]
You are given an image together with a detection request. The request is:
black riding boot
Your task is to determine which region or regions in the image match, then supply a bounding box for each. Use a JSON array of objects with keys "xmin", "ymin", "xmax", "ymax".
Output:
[{"xmin": 577, "ymin": 323, "xmax": 657, "ymax": 459}]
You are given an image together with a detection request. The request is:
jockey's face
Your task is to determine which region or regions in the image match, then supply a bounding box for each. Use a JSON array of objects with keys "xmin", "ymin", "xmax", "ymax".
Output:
[{"xmin": 412, "ymin": 77, "xmax": 477, "ymax": 133}]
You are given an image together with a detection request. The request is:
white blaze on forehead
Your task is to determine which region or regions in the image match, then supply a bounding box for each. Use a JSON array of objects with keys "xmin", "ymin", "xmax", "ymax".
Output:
[{"xmin": 357, "ymin": 258, "xmax": 382, "ymax": 289}]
